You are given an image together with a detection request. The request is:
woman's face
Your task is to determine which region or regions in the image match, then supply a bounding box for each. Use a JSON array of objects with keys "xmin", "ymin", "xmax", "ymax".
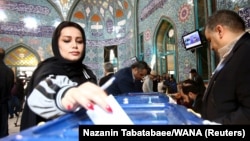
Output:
[{"xmin": 58, "ymin": 27, "xmax": 84, "ymax": 62}]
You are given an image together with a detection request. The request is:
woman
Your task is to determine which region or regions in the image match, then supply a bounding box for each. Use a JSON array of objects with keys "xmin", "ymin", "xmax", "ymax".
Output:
[{"xmin": 20, "ymin": 21, "xmax": 112, "ymax": 131}]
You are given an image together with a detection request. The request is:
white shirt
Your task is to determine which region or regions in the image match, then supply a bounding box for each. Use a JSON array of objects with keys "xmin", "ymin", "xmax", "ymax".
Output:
[
  {"xmin": 142, "ymin": 75, "xmax": 153, "ymax": 93},
  {"xmin": 157, "ymin": 81, "xmax": 164, "ymax": 93}
]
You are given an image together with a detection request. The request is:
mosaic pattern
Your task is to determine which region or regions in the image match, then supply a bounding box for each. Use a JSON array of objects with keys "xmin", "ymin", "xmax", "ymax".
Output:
[
  {"xmin": 178, "ymin": 4, "xmax": 192, "ymax": 23},
  {"xmin": 0, "ymin": 0, "xmax": 135, "ymax": 79},
  {"xmin": 140, "ymin": 0, "xmax": 167, "ymax": 21},
  {"xmin": 1, "ymin": 0, "xmax": 249, "ymax": 80},
  {"xmin": 70, "ymin": 0, "xmax": 135, "ymax": 78},
  {"xmin": 216, "ymin": 0, "xmax": 250, "ymax": 10},
  {"xmin": 50, "ymin": 0, "xmax": 75, "ymax": 20},
  {"xmin": 138, "ymin": 0, "xmax": 196, "ymax": 81},
  {"xmin": 5, "ymin": 47, "xmax": 38, "ymax": 66},
  {"xmin": 217, "ymin": 0, "xmax": 250, "ymax": 30},
  {"xmin": 239, "ymin": 7, "xmax": 250, "ymax": 29}
]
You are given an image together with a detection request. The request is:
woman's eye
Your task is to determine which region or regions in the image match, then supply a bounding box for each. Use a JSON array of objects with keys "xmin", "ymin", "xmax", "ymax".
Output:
[
  {"xmin": 77, "ymin": 40, "xmax": 83, "ymax": 44},
  {"xmin": 63, "ymin": 40, "xmax": 70, "ymax": 43}
]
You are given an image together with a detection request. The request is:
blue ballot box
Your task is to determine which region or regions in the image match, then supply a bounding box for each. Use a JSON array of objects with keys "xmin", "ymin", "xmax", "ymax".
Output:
[
  {"xmin": 1, "ymin": 92, "xmax": 205, "ymax": 141},
  {"xmin": 115, "ymin": 92, "xmax": 169, "ymax": 108}
]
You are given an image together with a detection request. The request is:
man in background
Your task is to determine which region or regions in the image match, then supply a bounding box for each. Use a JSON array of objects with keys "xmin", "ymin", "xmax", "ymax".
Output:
[
  {"xmin": 142, "ymin": 70, "xmax": 157, "ymax": 93},
  {"xmin": 106, "ymin": 61, "xmax": 150, "ymax": 95},
  {"xmin": 189, "ymin": 68, "xmax": 206, "ymax": 95},
  {"xmin": 99, "ymin": 62, "xmax": 114, "ymax": 86},
  {"xmin": 202, "ymin": 9, "xmax": 250, "ymax": 124},
  {"xmin": 181, "ymin": 79, "xmax": 203, "ymax": 114},
  {"xmin": 0, "ymin": 48, "xmax": 14, "ymax": 138}
]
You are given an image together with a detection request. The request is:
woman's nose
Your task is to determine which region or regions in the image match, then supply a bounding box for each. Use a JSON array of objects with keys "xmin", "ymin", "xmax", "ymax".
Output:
[{"xmin": 72, "ymin": 41, "xmax": 78, "ymax": 48}]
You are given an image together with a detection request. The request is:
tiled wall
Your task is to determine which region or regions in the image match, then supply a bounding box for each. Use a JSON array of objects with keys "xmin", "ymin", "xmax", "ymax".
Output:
[
  {"xmin": 0, "ymin": 0, "xmax": 136, "ymax": 80},
  {"xmin": 1, "ymin": 0, "xmax": 249, "ymax": 80},
  {"xmin": 138, "ymin": 0, "xmax": 196, "ymax": 81}
]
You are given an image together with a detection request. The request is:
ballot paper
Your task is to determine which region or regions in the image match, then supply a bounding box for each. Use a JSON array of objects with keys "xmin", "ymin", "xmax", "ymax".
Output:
[{"xmin": 86, "ymin": 95, "xmax": 134, "ymax": 125}]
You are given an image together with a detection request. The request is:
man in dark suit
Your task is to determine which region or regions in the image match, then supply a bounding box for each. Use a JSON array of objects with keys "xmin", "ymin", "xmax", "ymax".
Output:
[
  {"xmin": 99, "ymin": 62, "xmax": 114, "ymax": 86},
  {"xmin": 189, "ymin": 68, "xmax": 206, "ymax": 95},
  {"xmin": 0, "ymin": 48, "xmax": 14, "ymax": 138},
  {"xmin": 202, "ymin": 9, "xmax": 250, "ymax": 124},
  {"xmin": 106, "ymin": 61, "xmax": 150, "ymax": 95}
]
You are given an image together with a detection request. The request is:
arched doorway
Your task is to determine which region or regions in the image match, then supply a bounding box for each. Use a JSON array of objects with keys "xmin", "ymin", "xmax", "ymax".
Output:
[
  {"xmin": 154, "ymin": 18, "xmax": 177, "ymax": 80},
  {"xmin": 5, "ymin": 45, "xmax": 40, "ymax": 78}
]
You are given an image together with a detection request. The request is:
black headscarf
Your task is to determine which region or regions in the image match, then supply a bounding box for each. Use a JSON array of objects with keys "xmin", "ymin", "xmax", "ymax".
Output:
[
  {"xmin": 30, "ymin": 21, "xmax": 97, "ymax": 86},
  {"xmin": 20, "ymin": 21, "xmax": 96, "ymax": 131}
]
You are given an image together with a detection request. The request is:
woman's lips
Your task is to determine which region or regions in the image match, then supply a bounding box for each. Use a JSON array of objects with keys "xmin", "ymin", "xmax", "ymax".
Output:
[{"xmin": 70, "ymin": 52, "xmax": 80, "ymax": 56}]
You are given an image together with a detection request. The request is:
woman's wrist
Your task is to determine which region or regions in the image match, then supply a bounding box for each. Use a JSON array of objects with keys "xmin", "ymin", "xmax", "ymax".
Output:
[{"xmin": 58, "ymin": 86, "xmax": 79, "ymax": 112}]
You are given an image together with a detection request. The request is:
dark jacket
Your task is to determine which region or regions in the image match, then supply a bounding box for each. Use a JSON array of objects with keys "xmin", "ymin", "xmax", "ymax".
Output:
[
  {"xmin": 0, "ymin": 61, "xmax": 14, "ymax": 104},
  {"xmin": 106, "ymin": 67, "xmax": 137, "ymax": 95},
  {"xmin": 192, "ymin": 93, "xmax": 203, "ymax": 114},
  {"xmin": 202, "ymin": 32, "xmax": 250, "ymax": 124},
  {"xmin": 193, "ymin": 74, "xmax": 206, "ymax": 95},
  {"xmin": 99, "ymin": 73, "xmax": 114, "ymax": 86},
  {"xmin": 0, "ymin": 60, "xmax": 14, "ymax": 137}
]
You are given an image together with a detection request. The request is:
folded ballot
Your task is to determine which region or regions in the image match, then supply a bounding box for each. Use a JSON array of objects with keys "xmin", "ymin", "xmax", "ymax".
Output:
[{"xmin": 87, "ymin": 95, "xmax": 134, "ymax": 125}]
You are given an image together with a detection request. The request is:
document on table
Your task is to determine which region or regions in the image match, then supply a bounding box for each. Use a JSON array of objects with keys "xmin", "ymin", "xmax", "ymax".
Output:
[{"xmin": 86, "ymin": 95, "xmax": 134, "ymax": 125}]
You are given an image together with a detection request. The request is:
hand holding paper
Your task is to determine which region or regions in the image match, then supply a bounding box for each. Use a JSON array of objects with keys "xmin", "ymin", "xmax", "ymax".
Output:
[{"xmin": 86, "ymin": 95, "xmax": 134, "ymax": 125}]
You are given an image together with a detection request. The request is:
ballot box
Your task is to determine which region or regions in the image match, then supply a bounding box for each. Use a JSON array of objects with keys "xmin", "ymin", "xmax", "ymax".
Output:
[
  {"xmin": 115, "ymin": 92, "xmax": 170, "ymax": 108},
  {"xmin": 1, "ymin": 92, "xmax": 205, "ymax": 141}
]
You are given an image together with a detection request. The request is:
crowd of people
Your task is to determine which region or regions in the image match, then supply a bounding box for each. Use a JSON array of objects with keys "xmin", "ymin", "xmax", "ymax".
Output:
[{"xmin": 1, "ymin": 9, "xmax": 250, "ymax": 139}]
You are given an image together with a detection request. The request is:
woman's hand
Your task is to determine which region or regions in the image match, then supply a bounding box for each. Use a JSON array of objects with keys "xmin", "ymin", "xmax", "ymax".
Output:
[{"xmin": 61, "ymin": 82, "xmax": 113, "ymax": 113}]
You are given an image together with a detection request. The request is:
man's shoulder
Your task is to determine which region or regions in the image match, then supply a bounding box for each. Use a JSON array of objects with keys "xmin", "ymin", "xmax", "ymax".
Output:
[
  {"xmin": 116, "ymin": 67, "xmax": 130, "ymax": 74},
  {"xmin": 107, "ymin": 72, "xmax": 114, "ymax": 76},
  {"xmin": 100, "ymin": 74, "xmax": 113, "ymax": 80},
  {"xmin": 114, "ymin": 67, "xmax": 133, "ymax": 81}
]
